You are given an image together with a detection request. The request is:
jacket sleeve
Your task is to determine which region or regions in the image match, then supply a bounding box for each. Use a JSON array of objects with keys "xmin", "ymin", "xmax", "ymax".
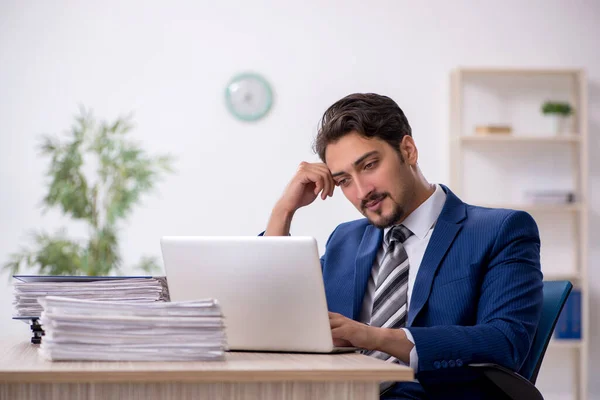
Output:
[
  {"xmin": 319, "ymin": 225, "xmax": 340, "ymax": 271},
  {"xmin": 407, "ymin": 211, "xmax": 543, "ymax": 383}
]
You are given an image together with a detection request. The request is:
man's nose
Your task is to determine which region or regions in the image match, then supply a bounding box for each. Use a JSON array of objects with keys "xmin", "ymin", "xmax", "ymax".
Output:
[{"xmin": 355, "ymin": 178, "xmax": 374, "ymax": 201}]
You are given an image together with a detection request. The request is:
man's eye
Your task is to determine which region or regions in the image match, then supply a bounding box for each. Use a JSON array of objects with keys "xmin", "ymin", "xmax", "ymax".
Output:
[
  {"xmin": 337, "ymin": 179, "xmax": 349, "ymax": 187},
  {"xmin": 364, "ymin": 161, "xmax": 377, "ymax": 170}
]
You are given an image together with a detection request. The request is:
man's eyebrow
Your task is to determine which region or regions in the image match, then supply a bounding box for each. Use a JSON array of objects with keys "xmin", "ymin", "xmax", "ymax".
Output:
[{"xmin": 331, "ymin": 151, "xmax": 379, "ymax": 178}]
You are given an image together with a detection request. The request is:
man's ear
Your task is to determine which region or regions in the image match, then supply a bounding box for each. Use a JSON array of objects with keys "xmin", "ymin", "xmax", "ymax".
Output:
[{"xmin": 400, "ymin": 136, "xmax": 418, "ymax": 165}]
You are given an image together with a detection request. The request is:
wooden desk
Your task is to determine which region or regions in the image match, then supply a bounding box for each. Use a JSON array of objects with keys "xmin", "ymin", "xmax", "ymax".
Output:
[{"xmin": 0, "ymin": 338, "xmax": 413, "ymax": 400}]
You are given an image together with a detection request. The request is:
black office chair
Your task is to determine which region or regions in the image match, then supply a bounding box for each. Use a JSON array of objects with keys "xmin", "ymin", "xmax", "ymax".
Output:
[{"xmin": 470, "ymin": 280, "xmax": 573, "ymax": 400}]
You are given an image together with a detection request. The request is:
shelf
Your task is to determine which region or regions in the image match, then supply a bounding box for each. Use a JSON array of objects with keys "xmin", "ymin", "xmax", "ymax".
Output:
[
  {"xmin": 548, "ymin": 339, "xmax": 582, "ymax": 350},
  {"xmin": 459, "ymin": 135, "xmax": 580, "ymax": 143},
  {"xmin": 475, "ymin": 203, "xmax": 581, "ymax": 213},
  {"xmin": 543, "ymin": 272, "xmax": 581, "ymax": 282},
  {"xmin": 451, "ymin": 66, "xmax": 588, "ymax": 400},
  {"xmin": 455, "ymin": 67, "xmax": 582, "ymax": 76}
]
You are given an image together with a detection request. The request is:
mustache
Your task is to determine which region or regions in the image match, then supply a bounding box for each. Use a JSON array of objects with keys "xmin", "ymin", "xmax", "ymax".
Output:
[{"xmin": 361, "ymin": 192, "xmax": 388, "ymax": 209}]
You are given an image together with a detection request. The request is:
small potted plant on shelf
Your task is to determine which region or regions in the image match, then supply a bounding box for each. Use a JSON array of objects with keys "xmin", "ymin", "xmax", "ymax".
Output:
[{"xmin": 541, "ymin": 101, "xmax": 573, "ymax": 135}]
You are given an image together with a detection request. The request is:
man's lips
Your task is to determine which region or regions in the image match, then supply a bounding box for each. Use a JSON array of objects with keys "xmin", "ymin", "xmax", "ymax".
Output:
[{"xmin": 363, "ymin": 195, "xmax": 386, "ymax": 210}]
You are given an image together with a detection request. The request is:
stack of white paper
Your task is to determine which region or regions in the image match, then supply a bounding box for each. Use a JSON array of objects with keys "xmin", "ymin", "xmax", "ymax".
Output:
[
  {"xmin": 38, "ymin": 296, "xmax": 227, "ymax": 361},
  {"xmin": 12, "ymin": 276, "xmax": 170, "ymax": 318}
]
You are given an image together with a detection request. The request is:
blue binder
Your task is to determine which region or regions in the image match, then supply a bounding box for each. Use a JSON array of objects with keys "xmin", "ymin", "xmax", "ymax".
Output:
[{"xmin": 554, "ymin": 288, "xmax": 581, "ymax": 340}]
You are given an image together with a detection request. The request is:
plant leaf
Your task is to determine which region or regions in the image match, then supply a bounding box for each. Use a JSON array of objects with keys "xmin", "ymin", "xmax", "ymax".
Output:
[
  {"xmin": 6, "ymin": 107, "xmax": 175, "ymax": 278},
  {"xmin": 134, "ymin": 256, "xmax": 162, "ymax": 275}
]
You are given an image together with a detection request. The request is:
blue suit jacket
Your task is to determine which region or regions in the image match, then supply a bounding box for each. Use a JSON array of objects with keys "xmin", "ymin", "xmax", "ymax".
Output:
[{"xmin": 321, "ymin": 185, "xmax": 543, "ymax": 399}]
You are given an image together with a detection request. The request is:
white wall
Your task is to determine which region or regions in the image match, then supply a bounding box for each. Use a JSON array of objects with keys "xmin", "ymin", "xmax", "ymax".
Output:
[{"xmin": 1, "ymin": 1, "xmax": 599, "ymax": 398}]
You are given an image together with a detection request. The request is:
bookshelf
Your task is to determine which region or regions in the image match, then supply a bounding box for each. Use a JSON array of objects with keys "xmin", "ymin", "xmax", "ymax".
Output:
[
  {"xmin": 449, "ymin": 67, "xmax": 588, "ymax": 400},
  {"xmin": 475, "ymin": 203, "xmax": 582, "ymax": 213},
  {"xmin": 549, "ymin": 339, "xmax": 583, "ymax": 350},
  {"xmin": 459, "ymin": 135, "xmax": 581, "ymax": 143}
]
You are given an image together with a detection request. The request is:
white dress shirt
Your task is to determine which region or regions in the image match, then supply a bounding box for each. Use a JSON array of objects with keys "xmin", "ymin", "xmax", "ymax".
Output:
[{"xmin": 359, "ymin": 184, "xmax": 447, "ymax": 371}]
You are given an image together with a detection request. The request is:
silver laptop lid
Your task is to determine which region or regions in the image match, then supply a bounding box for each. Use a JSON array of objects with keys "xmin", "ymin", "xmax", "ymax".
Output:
[{"xmin": 160, "ymin": 236, "xmax": 335, "ymax": 352}]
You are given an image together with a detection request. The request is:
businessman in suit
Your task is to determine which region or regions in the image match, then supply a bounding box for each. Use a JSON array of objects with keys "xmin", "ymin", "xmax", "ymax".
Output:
[{"xmin": 264, "ymin": 93, "xmax": 543, "ymax": 399}]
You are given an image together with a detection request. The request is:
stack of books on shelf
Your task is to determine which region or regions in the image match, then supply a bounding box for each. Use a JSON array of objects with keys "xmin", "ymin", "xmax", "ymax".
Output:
[
  {"xmin": 38, "ymin": 296, "xmax": 227, "ymax": 361},
  {"xmin": 11, "ymin": 275, "xmax": 170, "ymax": 343},
  {"xmin": 523, "ymin": 190, "xmax": 575, "ymax": 205},
  {"xmin": 474, "ymin": 124, "xmax": 512, "ymax": 135}
]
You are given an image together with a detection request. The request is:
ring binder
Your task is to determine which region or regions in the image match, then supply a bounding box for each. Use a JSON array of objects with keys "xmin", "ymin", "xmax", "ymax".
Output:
[{"xmin": 29, "ymin": 318, "xmax": 44, "ymax": 344}]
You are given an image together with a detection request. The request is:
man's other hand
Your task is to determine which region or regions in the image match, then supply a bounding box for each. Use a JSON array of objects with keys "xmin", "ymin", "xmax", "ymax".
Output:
[
  {"xmin": 265, "ymin": 162, "xmax": 335, "ymax": 236},
  {"xmin": 329, "ymin": 312, "xmax": 375, "ymax": 350},
  {"xmin": 276, "ymin": 162, "xmax": 335, "ymax": 214}
]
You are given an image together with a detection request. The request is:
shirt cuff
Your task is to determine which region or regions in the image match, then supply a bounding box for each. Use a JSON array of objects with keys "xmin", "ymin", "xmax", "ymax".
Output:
[{"xmin": 401, "ymin": 328, "xmax": 418, "ymax": 372}]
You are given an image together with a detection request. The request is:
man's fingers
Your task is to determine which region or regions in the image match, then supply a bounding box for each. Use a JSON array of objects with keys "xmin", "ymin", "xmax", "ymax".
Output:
[
  {"xmin": 329, "ymin": 320, "xmax": 343, "ymax": 330},
  {"xmin": 333, "ymin": 338, "xmax": 353, "ymax": 347},
  {"xmin": 327, "ymin": 172, "xmax": 336, "ymax": 198},
  {"xmin": 313, "ymin": 179, "xmax": 322, "ymax": 196},
  {"xmin": 313, "ymin": 164, "xmax": 335, "ymax": 198},
  {"xmin": 314, "ymin": 165, "xmax": 334, "ymax": 199},
  {"xmin": 329, "ymin": 176, "xmax": 336, "ymax": 197},
  {"xmin": 331, "ymin": 326, "xmax": 348, "ymax": 340},
  {"xmin": 321, "ymin": 174, "xmax": 331, "ymax": 200},
  {"xmin": 301, "ymin": 171, "xmax": 323, "ymax": 196},
  {"xmin": 301, "ymin": 163, "xmax": 332, "ymax": 199},
  {"xmin": 328, "ymin": 313, "xmax": 346, "ymax": 329},
  {"xmin": 309, "ymin": 169, "xmax": 330, "ymax": 199}
]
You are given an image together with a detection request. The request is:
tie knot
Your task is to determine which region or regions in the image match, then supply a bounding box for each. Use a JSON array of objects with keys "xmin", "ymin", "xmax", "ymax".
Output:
[{"xmin": 387, "ymin": 225, "xmax": 412, "ymax": 245}]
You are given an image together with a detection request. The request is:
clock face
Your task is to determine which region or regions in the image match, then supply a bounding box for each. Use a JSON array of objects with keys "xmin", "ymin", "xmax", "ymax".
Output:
[{"xmin": 225, "ymin": 73, "xmax": 273, "ymax": 121}]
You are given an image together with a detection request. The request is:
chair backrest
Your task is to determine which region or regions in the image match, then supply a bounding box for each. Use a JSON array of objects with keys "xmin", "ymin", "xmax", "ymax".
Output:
[{"xmin": 519, "ymin": 280, "xmax": 573, "ymax": 383}]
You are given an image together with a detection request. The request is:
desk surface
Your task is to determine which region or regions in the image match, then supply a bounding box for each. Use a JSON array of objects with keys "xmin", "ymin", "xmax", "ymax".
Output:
[{"xmin": 0, "ymin": 338, "xmax": 413, "ymax": 383}]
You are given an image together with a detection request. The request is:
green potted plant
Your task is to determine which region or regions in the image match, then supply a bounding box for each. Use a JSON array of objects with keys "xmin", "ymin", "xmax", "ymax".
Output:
[
  {"xmin": 3, "ymin": 108, "xmax": 175, "ymax": 277},
  {"xmin": 541, "ymin": 101, "xmax": 574, "ymax": 135}
]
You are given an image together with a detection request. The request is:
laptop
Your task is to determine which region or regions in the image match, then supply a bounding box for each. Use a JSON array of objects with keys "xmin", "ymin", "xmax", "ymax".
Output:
[{"xmin": 160, "ymin": 236, "xmax": 357, "ymax": 353}]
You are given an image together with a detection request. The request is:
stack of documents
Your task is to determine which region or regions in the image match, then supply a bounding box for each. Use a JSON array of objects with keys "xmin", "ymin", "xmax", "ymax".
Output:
[
  {"xmin": 38, "ymin": 296, "xmax": 227, "ymax": 361},
  {"xmin": 12, "ymin": 276, "xmax": 170, "ymax": 318}
]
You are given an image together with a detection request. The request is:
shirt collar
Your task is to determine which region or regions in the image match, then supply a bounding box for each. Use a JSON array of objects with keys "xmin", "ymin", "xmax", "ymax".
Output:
[{"xmin": 383, "ymin": 184, "xmax": 447, "ymax": 241}]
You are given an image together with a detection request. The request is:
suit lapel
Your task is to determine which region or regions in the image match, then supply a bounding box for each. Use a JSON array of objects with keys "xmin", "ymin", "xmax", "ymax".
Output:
[
  {"xmin": 407, "ymin": 185, "xmax": 466, "ymax": 326},
  {"xmin": 352, "ymin": 225, "xmax": 383, "ymax": 319}
]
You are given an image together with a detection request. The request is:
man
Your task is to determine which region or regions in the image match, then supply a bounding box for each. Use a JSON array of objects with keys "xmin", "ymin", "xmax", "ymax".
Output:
[{"xmin": 264, "ymin": 93, "xmax": 543, "ymax": 399}]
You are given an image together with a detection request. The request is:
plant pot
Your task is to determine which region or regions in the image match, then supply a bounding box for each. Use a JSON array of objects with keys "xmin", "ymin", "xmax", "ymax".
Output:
[{"xmin": 546, "ymin": 114, "xmax": 570, "ymax": 135}]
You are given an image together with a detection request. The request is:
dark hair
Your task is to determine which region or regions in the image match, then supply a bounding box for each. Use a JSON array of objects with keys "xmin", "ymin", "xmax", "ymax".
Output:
[{"xmin": 313, "ymin": 93, "xmax": 412, "ymax": 162}]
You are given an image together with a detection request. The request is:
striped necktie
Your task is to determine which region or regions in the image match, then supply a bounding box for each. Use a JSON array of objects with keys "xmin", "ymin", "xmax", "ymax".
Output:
[
  {"xmin": 370, "ymin": 224, "xmax": 413, "ymax": 331},
  {"xmin": 364, "ymin": 225, "xmax": 413, "ymax": 392}
]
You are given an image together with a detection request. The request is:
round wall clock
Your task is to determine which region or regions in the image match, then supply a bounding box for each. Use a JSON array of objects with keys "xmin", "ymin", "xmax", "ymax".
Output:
[{"xmin": 225, "ymin": 73, "xmax": 273, "ymax": 122}]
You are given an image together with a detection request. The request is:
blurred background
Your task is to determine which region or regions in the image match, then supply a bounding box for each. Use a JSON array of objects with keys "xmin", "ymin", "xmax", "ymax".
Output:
[{"xmin": 1, "ymin": 1, "xmax": 598, "ymax": 399}]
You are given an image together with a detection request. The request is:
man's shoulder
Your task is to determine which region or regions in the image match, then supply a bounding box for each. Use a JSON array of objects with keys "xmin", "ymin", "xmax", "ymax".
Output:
[
  {"xmin": 334, "ymin": 218, "xmax": 372, "ymax": 232},
  {"xmin": 322, "ymin": 218, "xmax": 376, "ymax": 257},
  {"xmin": 462, "ymin": 203, "xmax": 538, "ymax": 233},
  {"xmin": 325, "ymin": 218, "xmax": 374, "ymax": 245},
  {"xmin": 443, "ymin": 185, "xmax": 536, "ymax": 229},
  {"xmin": 465, "ymin": 203, "xmax": 520, "ymax": 220}
]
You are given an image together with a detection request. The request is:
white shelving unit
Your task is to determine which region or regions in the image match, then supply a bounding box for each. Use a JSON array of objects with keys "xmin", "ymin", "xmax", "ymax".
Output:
[
  {"xmin": 449, "ymin": 67, "xmax": 588, "ymax": 400},
  {"xmin": 459, "ymin": 135, "xmax": 581, "ymax": 143}
]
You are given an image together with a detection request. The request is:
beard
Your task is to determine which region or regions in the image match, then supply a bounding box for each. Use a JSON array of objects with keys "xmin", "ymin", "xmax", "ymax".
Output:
[{"xmin": 361, "ymin": 192, "xmax": 405, "ymax": 229}]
